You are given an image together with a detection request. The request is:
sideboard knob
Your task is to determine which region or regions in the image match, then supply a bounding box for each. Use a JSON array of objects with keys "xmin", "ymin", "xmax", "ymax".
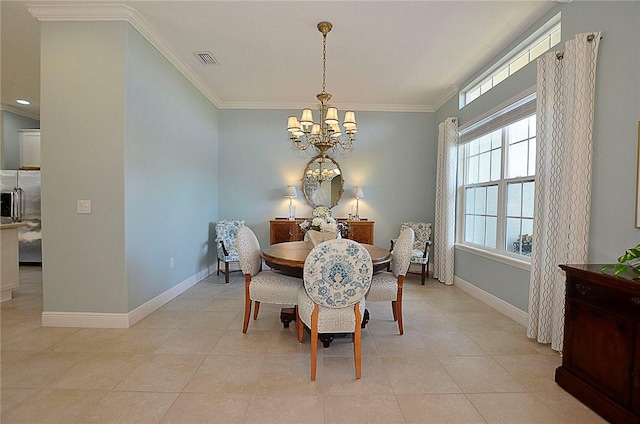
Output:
[{"xmin": 575, "ymin": 283, "xmax": 591, "ymax": 295}]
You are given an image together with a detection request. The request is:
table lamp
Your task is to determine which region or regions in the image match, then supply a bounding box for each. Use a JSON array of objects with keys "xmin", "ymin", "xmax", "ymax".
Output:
[
  {"xmin": 354, "ymin": 187, "xmax": 364, "ymax": 221},
  {"xmin": 285, "ymin": 186, "xmax": 298, "ymax": 220}
]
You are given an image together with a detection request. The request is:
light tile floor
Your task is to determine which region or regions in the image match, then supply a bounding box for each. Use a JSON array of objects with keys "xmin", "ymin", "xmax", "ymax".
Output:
[{"xmin": 1, "ymin": 266, "xmax": 606, "ymax": 423}]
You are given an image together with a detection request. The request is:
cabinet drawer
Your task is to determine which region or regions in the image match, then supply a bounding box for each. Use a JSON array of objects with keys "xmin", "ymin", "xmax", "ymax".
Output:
[{"xmin": 566, "ymin": 276, "xmax": 640, "ymax": 319}]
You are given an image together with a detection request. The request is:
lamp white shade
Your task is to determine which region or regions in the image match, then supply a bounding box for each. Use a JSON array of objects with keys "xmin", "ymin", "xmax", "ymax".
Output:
[
  {"xmin": 354, "ymin": 187, "xmax": 364, "ymax": 199},
  {"xmin": 330, "ymin": 123, "xmax": 342, "ymax": 138},
  {"xmin": 287, "ymin": 116, "xmax": 300, "ymax": 132},
  {"xmin": 285, "ymin": 185, "xmax": 298, "ymax": 198},
  {"xmin": 325, "ymin": 107, "xmax": 339, "ymax": 125},
  {"xmin": 300, "ymin": 108, "xmax": 314, "ymax": 126},
  {"xmin": 343, "ymin": 111, "xmax": 356, "ymax": 127}
]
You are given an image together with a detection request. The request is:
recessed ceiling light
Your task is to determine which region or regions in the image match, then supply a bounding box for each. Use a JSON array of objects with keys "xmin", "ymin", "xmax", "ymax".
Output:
[{"xmin": 16, "ymin": 99, "xmax": 31, "ymax": 105}]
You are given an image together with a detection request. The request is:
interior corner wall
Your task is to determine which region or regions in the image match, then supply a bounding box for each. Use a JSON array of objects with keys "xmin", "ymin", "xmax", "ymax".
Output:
[
  {"xmin": 40, "ymin": 21, "xmax": 128, "ymax": 313},
  {"xmin": 218, "ymin": 109, "xmax": 436, "ymax": 248},
  {"xmin": 124, "ymin": 26, "xmax": 219, "ymax": 311}
]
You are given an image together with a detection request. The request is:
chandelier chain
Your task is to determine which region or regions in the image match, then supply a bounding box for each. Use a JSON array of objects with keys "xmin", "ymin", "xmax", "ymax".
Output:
[{"xmin": 322, "ymin": 33, "xmax": 327, "ymax": 94}]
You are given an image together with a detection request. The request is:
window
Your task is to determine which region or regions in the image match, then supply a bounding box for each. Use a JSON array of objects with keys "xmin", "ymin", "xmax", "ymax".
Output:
[
  {"xmin": 458, "ymin": 94, "xmax": 536, "ymax": 259},
  {"xmin": 460, "ymin": 13, "xmax": 560, "ymax": 108}
]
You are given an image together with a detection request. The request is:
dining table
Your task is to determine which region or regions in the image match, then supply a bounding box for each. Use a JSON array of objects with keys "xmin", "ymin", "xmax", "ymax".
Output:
[
  {"xmin": 261, "ymin": 240, "xmax": 392, "ymax": 347},
  {"xmin": 261, "ymin": 240, "xmax": 392, "ymax": 279}
]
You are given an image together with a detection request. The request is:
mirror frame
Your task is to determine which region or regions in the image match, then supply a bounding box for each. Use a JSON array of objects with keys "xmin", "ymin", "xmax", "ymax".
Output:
[{"xmin": 301, "ymin": 155, "xmax": 344, "ymax": 209}]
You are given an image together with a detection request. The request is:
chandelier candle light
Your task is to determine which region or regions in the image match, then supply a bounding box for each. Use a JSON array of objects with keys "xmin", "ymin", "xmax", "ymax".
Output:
[
  {"xmin": 285, "ymin": 186, "xmax": 298, "ymax": 220},
  {"xmin": 287, "ymin": 21, "xmax": 357, "ymax": 157}
]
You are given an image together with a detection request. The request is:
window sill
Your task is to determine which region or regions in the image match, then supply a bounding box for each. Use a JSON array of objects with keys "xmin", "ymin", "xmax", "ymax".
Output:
[{"xmin": 455, "ymin": 243, "xmax": 531, "ymax": 271}]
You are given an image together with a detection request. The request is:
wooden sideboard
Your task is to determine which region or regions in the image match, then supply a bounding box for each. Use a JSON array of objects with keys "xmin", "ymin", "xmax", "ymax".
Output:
[
  {"xmin": 269, "ymin": 219, "xmax": 374, "ymax": 245},
  {"xmin": 556, "ymin": 264, "xmax": 640, "ymax": 424}
]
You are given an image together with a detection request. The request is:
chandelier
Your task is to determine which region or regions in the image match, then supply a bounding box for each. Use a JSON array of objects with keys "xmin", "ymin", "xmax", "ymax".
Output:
[
  {"xmin": 305, "ymin": 166, "xmax": 339, "ymax": 184},
  {"xmin": 286, "ymin": 21, "xmax": 357, "ymax": 157}
]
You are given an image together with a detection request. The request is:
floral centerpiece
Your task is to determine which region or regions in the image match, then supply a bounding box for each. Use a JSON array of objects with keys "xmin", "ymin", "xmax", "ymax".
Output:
[
  {"xmin": 300, "ymin": 216, "xmax": 339, "ymax": 233},
  {"xmin": 299, "ymin": 206, "xmax": 348, "ymax": 236}
]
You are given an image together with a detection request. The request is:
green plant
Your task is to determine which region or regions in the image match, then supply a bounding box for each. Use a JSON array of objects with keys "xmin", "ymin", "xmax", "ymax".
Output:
[{"xmin": 601, "ymin": 243, "xmax": 640, "ymax": 278}]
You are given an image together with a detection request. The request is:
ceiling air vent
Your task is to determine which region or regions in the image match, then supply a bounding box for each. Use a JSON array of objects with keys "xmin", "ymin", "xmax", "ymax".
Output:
[{"xmin": 194, "ymin": 51, "xmax": 219, "ymax": 65}]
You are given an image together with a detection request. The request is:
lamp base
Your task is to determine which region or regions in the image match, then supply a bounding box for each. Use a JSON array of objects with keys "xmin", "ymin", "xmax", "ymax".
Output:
[{"xmin": 288, "ymin": 205, "xmax": 296, "ymax": 220}]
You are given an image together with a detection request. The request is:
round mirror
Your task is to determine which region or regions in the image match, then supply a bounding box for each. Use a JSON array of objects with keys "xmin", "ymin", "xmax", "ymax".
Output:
[{"xmin": 301, "ymin": 155, "xmax": 344, "ymax": 209}]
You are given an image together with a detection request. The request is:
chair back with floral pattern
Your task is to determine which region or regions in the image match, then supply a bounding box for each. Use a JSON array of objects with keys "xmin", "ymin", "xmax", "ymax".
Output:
[
  {"xmin": 236, "ymin": 226, "xmax": 262, "ymax": 277},
  {"xmin": 391, "ymin": 227, "xmax": 415, "ymax": 278},
  {"xmin": 400, "ymin": 222, "xmax": 432, "ymax": 252},
  {"xmin": 303, "ymin": 239, "xmax": 372, "ymax": 309},
  {"xmin": 215, "ymin": 220, "xmax": 245, "ymax": 260}
]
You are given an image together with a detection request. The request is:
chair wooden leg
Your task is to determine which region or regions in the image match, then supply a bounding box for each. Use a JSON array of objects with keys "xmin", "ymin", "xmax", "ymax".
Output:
[
  {"xmin": 217, "ymin": 258, "xmax": 221, "ymax": 276},
  {"xmin": 310, "ymin": 305, "xmax": 319, "ymax": 381},
  {"xmin": 354, "ymin": 302, "xmax": 362, "ymax": 379},
  {"xmin": 397, "ymin": 279, "xmax": 404, "ymax": 335},
  {"xmin": 225, "ymin": 262, "xmax": 230, "ymax": 284},
  {"xmin": 391, "ymin": 300, "xmax": 398, "ymax": 321},
  {"xmin": 296, "ymin": 306, "xmax": 304, "ymax": 343},
  {"xmin": 242, "ymin": 277, "xmax": 251, "ymax": 333},
  {"xmin": 253, "ymin": 301, "xmax": 260, "ymax": 320},
  {"xmin": 421, "ymin": 264, "xmax": 426, "ymax": 285}
]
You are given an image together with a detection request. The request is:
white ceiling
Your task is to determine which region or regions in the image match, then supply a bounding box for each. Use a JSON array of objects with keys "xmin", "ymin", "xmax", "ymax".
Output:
[{"xmin": 1, "ymin": 1, "xmax": 559, "ymax": 119}]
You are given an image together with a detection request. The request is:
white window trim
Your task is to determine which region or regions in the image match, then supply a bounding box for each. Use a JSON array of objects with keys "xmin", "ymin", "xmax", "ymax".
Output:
[
  {"xmin": 459, "ymin": 12, "xmax": 561, "ymax": 108},
  {"xmin": 455, "ymin": 243, "xmax": 531, "ymax": 271},
  {"xmin": 456, "ymin": 92, "xmax": 536, "ymax": 263}
]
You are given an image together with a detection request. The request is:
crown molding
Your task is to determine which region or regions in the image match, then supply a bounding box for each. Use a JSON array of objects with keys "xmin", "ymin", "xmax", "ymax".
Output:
[
  {"xmin": 25, "ymin": 3, "xmax": 444, "ymax": 114},
  {"xmin": 219, "ymin": 101, "xmax": 435, "ymax": 113},
  {"xmin": 432, "ymin": 85, "xmax": 460, "ymax": 112},
  {"xmin": 27, "ymin": 3, "xmax": 137, "ymax": 21},
  {"xmin": 27, "ymin": 3, "xmax": 223, "ymax": 108},
  {"xmin": 1, "ymin": 104, "xmax": 41, "ymax": 121}
]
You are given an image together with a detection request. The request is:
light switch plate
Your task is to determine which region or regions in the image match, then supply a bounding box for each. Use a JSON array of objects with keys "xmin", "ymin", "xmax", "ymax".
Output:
[{"xmin": 77, "ymin": 200, "xmax": 91, "ymax": 214}]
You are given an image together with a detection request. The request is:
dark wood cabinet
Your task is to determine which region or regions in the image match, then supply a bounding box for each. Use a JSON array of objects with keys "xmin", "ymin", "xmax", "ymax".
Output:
[
  {"xmin": 269, "ymin": 219, "xmax": 374, "ymax": 245},
  {"xmin": 557, "ymin": 264, "xmax": 640, "ymax": 424}
]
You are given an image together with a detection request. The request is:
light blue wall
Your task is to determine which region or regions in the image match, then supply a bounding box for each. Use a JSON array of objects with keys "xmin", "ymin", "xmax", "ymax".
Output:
[
  {"xmin": 40, "ymin": 21, "xmax": 219, "ymax": 314},
  {"xmin": 124, "ymin": 26, "xmax": 219, "ymax": 310},
  {"xmin": 436, "ymin": 1, "xmax": 640, "ymax": 312},
  {"xmin": 1, "ymin": 111, "xmax": 39, "ymax": 169},
  {"xmin": 41, "ymin": 21, "xmax": 128, "ymax": 313},
  {"xmin": 218, "ymin": 109, "xmax": 436, "ymax": 248}
]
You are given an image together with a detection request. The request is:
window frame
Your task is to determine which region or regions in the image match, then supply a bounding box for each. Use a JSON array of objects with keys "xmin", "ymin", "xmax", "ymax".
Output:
[
  {"xmin": 459, "ymin": 13, "xmax": 560, "ymax": 108},
  {"xmin": 457, "ymin": 93, "xmax": 537, "ymax": 267}
]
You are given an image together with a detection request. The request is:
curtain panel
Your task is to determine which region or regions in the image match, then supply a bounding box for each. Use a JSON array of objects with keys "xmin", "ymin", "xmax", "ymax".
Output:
[
  {"xmin": 527, "ymin": 32, "xmax": 602, "ymax": 352},
  {"xmin": 433, "ymin": 117, "xmax": 458, "ymax": 285}
]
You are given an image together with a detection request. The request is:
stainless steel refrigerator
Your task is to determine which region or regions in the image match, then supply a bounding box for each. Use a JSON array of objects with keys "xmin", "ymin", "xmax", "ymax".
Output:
[{"xmin": 0, "ymin": 170, "xmax": 42, "ymax": 264}]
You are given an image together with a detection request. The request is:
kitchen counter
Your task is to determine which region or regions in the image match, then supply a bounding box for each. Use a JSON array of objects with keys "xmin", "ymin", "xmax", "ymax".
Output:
[
  {"xmin": 1, "ymin": 221, "xmax": 27, "ymax": 301},
  {"xmin": 1, "ymin": 221, "xmax": 28, "ymax": 230}
]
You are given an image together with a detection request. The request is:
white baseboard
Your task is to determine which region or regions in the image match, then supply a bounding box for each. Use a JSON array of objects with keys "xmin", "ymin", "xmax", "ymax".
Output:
[
  {"xmin": 42, "ymin": 268, "xmax": 211, "ymax": 328},
  {"xmin": 454, "ymin": 276, "xmax": 528, "ymax": 327}
]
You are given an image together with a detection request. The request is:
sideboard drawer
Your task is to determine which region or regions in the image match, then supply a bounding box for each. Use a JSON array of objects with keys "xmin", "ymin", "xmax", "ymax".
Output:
[{"xmin": 269, "ymin": 219, "xmax": 374, "ymax": 245}]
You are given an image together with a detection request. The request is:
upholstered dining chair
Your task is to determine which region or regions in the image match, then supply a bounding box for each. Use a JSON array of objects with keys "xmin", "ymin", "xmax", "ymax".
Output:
[
  {"xmin": 391, "ymin": 221, "xmax": 432, "ymax": 285},
  {"xmin": 366, "ymin": 226, "xmax": 414, "ymax": 335},
  {"xmin": 236, "ymin": 226, "xmax": 301, "ymax": 333},
  {"xmin": 296, "ymin": 239, "xmax": 373, "ymax": 381},
  {"xmin": 215, "ymin": 219, "xmax": 244, "ymax": 284}
]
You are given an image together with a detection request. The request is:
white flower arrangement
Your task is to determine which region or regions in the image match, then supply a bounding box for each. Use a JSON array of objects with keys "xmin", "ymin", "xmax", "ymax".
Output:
[
  {"xmin": 312, "ymin": 206, "xmax": 332, "ymax": 219},
  {"xmin": 300, "ymin": 216, "xmax": 338, "ymax": 233}
]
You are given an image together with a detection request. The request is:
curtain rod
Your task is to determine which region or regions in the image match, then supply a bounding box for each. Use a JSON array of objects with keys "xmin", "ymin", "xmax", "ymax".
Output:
[{"xmin": 556, "ymin": 33, "xmax": 602, "ymax": 60}]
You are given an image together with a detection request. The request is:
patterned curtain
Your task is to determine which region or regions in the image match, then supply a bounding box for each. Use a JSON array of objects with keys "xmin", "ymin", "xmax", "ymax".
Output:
[
  {"xmin": 433, "ymin": 117, "xmax": 458, "ymax": 285},
  {"xmin": 527, "ymin": 32, "xmax": 601, "ymax": 352}
]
